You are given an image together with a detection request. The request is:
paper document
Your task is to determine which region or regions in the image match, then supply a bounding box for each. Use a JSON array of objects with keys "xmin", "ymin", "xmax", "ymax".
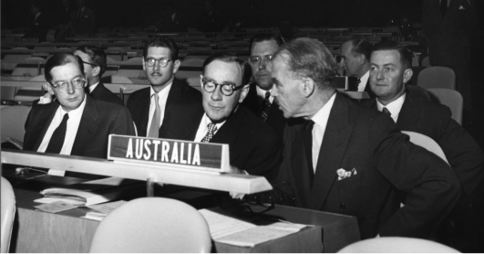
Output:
[{"xmin": 199, "ymin": 209, "xmax": 256, "ymax": 239}]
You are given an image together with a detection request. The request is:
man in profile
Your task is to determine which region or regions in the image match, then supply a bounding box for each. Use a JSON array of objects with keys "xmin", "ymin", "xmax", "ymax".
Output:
[
  {"xmin": 363, "ymin": 41, "xmax": 484, "ymax": 251},
  {"xmin": 23, "ymin": 53, "xmax": 135, "ymax": 164},
  {"xmin": 126, "ymin": 36, "xmax": 203, "ymax": 138},
  {"xmin": 242, "ymin": 33, "xmax": 286, "ymax": 138},
  {"xmin": 169, "ymin": 53, "xmax": 281, "ymax": 180},
  {"xmin": 270, "ymin": 38, "xmax": 460, "ymax": 239},
  {"xmin": 339, "ymin": 36, "xmax": 373, "ymax": 96}
]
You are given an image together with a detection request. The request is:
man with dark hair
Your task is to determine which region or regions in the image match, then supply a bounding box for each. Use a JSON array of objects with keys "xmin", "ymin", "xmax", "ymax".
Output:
[
  {"xmin": 170, "ymin": 53, "xmax": 281, "ymax": 180},
  {"xmin": 363, "ymin": 41, "xmax": 484, "ymax": 252},
  {"xmin": 270, "ymin": 38, "xmax": 460, "ymax": 239},
  {"xmin": 23, "ymin": 53, "xmax": 135, "ymax": 174},
  {"xmin": 242, "ymin": 33, "xmax": 286, "ymax": 138},
  {"xmin": 340, "ymin": 36, "xmax": 373, "ymax": 95},
  {"xmin": 127, "ymin": 36, "xmax": 203, "ymax": 138}
]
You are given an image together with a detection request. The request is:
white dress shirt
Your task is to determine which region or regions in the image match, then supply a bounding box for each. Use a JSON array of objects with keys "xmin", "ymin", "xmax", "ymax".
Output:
[
  {"xmin": 146, "ymin": 82, "xmax": 173, "ymax": 134},
  {"xmin": 194, "ymin": 113, "xmax": 226, "ymax": 142},
  {"xmin": 376, "ymin": 93, "xmax": 406, "ymax": 123},
  {"xmin": 310, "ymin": 93, "xmax": 336, "ymax": 171},
  {"xmin": 255, "ymin": 85, "xmax": 275, "ymax": 104},
  {"xmin": 357, "ymin": 70, "xmax": 370, "ymax": 92}
]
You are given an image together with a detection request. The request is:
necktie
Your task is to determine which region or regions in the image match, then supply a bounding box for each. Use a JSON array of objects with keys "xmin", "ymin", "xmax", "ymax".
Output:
[
  {"xmin": 382, "ymin": 107, "xmax": 391, "ymax": 116},
  {"xmin": 45, "ymin": 113, "xmax": 69, "ymax": 154},
  {"xmin": 440, "ymin": 0, "xmax": 448, "ymax": 16},
  {"xmin": 260, "ymin": 91, "xmax": 271, "ymax": 121},
  {"xmin": 148, "ymin": 93, "xmax": 161, "ymax": 138},
  {"xmin": 201, "ymin": 122, "xmax": 217, "ymax": 143}
]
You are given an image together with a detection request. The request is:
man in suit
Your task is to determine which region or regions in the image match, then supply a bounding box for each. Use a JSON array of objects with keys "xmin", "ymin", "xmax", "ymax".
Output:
[
  {"xmin": 156, "ymin": 4, "xmax": 187, "ymax": 33},
  {"xmin": 167, "ymin": 53, "xmax": 281, "ymax": 180},
  {"xmin": 126, "ymin": 36, "xmax": 203, "ymax": 138},
  {"xmin": 38, "ymin": 46, "xmax": 124, "ymax": 107},
  {"xmin": 242, "ymin": 33, "xmax": 286, "ymax": 138},
  {"xmin": 339, "ymin": 36, "xmax": 374, "ymax": 96},
  {"xmin": 24, "ymin": 2, "xmax": 48, "ymax": 42},
  {"xmin": 270, "ymin": 38, "xmax": 461, "ymax": 239},
  {"xmin": 422, "ymin": 0, "xmax": 479, "ymax": 111},
  {"xmin": 363, "ymin": 41, "xmax": 484, "ymax": 252},
  {"xmin": 69, "ymin": 0, "xmax": 95, "ymax": 35},
  {"xmin": 23, "ymin": 53, "xmax": 135, "ymax": 175}
]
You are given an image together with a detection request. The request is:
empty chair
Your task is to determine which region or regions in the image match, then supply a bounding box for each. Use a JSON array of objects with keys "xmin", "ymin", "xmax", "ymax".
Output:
[
  {"xmin": 3, "ymin": 54, "xmax": 31, "ymax": 63},
  {"xmin": 337, "ymin": 237, "xmax": 459, "ymax": 253},
  {"xmin": 1, "ymin": 105, "xmax": 32, "ymax": 143},
  {"xmin": 121, "ymin": 57, "xmax": 143, "ymax": 65},
  {"xmin": 186, "ymin": 76, "xmax": 201, "ymax": 91},
  {"xmin": 417, "ymin": 66, "xmax": 455, "ymax": 90},
  {"xmin": 25, "ymin": 56, "xmax": 46, "ymax": 64},
  {"xmin": 12, "ymin": 74, "xmax": 46, "ymax": 102},
  {"xmin": 421, "ymin": 56, "xmax": 431, "ymax": 67},
  {"xmin": 1, "ymin": 177, "xmax": 16, "ymax": 253},
  {"xmin": 426, "ymin": 88, "xmax": 463, "ymax": 125},
  {"xmin": 89, "ymin": 197, "xmax": 211, "ymax": 253},
  {"xmin": 181, "ymin": 57, "xmax": 205, "ymax": 67},
  {"xmin": 401, "ymin": 131, "xmax": 448, "ymax": 164}
]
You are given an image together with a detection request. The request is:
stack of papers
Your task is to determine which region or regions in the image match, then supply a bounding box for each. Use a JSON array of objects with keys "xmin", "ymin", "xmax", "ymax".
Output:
[{"xmin": 84, "ymin": 200, "xmax": 128, "ymax": 221}]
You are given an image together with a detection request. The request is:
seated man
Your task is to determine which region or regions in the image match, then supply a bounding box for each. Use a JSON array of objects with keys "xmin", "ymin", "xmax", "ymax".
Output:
[
  {"xmin": 270, "ymin": 38, "xmax": 461, "ymax": 239},
  {"xmin": 23, "ymin": 53, "xmax": 135, "ymax": 166},
  {"xmin": 165, "ymin": 53, "xmax": 281, "ymax": 181},
  {"xmin": 339, "ymin": 36, "xmax": 374, "ymax": 96},
  {"xmin": 362, "ymin": 41, "xmax": 484, "ymax": 251}
]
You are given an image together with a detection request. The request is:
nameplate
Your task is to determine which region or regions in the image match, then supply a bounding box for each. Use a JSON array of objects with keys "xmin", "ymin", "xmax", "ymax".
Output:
[{"xmin": 108, "ymin": 135, "xmax": 230, "ymax": 173}]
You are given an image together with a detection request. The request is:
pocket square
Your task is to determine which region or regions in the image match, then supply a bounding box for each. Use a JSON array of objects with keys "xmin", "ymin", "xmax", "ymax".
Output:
[
  {"xmin": 459, "ymin": 5, "xmax": 465, "ymax": 10},
  {"xmin": 336, "ymin": 168, "xmax": 357, "ymax": 181}
]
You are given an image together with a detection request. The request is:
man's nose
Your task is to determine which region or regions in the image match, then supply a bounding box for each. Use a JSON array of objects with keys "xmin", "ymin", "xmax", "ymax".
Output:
[
  {"xmin": 211, "ymin": 87, "xmax": 223, "ymax": 101},
  {"xmin": 66, "ymin": 82, "xmax": 75, "ymax": 94}
]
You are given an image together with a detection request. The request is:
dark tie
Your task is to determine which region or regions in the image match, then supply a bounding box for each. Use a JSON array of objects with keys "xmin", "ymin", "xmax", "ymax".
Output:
[
  {"xmin": 440, "ymin": 0, "xmax": 448, "ymax": 16},
  {"xmin": 201, "ymin": 122, "xmax": 217, "ymax": 143},
  {"xmin": 45, "ymin": 113, "xmax": 69, "ymax": 154},
  {"xmin": 260, "ymin": 91, "xmax": 271, "ymax": 121},
  {"xmin": 382, "ymin": 107, "xmax": 391, "ymax": 116}
]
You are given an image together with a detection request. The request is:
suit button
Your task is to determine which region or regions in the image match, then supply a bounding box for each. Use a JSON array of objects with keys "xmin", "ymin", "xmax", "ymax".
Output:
[{"xmin": 340, "ymin": 203, "xmax": 346, "ymax": 211}]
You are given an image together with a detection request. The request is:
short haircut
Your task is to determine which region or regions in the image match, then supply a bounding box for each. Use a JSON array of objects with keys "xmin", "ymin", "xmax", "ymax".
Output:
[
  {"xmin": 371, "ymin": 41, "xmax": 413, "ymax": 70},
  {"xmin": 202, "ymin": 53, "xmax": 252, "ymax": 86},
  {"xmin": 342, "ymin": 36, "xmax": 373, "ymax": 61},
  {"xmin": 76, "ymin": 45, "xmax": 107, "ymax": 76},
  {"xmin": 45, "ymin": 53, "xmax": 84, "ymax": 84},
  {"xmin": 249, "ymin": 33, "xmax": 284, "ymax": 55},
  {"xmin": 143, "ymin": 36, "xmax": 179, "ymax": 60},
  {"xmin": 274, "ymin": 38, "xmax": 337, "ymax": 89}
]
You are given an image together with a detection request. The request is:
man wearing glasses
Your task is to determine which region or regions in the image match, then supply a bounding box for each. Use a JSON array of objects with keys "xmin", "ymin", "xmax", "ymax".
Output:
[
  {"xmin": 127, "ymin": 36, "xmax": 203, "ymax": 138},
  {"xmin": 23, "ymin": 53, "xmax": 135, "ymax": 174},
  {"xmin": 242, "ymin": 34, "xmax": 286, "ymax": 138},
  {"xmin": 180, "ymin": 53, "xmax": 281, "ymax": 180}
]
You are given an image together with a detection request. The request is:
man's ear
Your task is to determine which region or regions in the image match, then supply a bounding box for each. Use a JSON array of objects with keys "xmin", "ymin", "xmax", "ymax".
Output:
[
  {"xmin": 92, "ymin": 66, "xmax": 101, "ymax": 77},
  {"xmin": 358, "ymin": 54, "xmax": 367, "ymax": 65},
  {"xmin": 142, "ymin": 58, "xmax": 146, "ymax": 71},
  {"xmin": 403, "ymin": 68, "xmax": 413, "ymax": 84},
  {"xmin": 173, "ymin": 59, "xmax": 181, "ymax": 73},
  {"xmin": 301, "ymin": 77, "xmax": 315, "ymax": 98},
  {"xmin": 43, "ymin": 82, "xmax": 55, "ymax": 95},
  {"xmin": 238, "ymin": 84, "xmax": 250, "ymax": 103}
]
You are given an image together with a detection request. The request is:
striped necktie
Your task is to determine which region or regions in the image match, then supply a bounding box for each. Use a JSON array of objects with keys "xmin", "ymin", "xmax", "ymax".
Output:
[
  {"xmin": 201, "ymin": 122, "xmax": 217, "ymax": 143},
  {"xmin": 260, "ymin": 91, "xmax": 271, "ymax": 121}
]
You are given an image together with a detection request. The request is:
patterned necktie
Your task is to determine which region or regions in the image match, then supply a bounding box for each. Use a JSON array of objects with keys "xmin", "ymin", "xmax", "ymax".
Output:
[
  {"xmin": 260, "ymin": 91, "xmax": 272, "ymax": 121},
  {"xmin": 45, "ymin": 113, "xmax": 69, "ymax": 154},
  {"xmin": 440, "ymin": 0, "xmax": 448, "ymax": 16},
  {"xmin": 201, "ymin": 122, "xmax": 217, "ymax": 143},
  {"xmin": 148, "ymin": 93, "xmax": 161, "ymax": 138},
  {"xmin": 382, "ymin": 107, "xmax": 391, "ymax": 116}
]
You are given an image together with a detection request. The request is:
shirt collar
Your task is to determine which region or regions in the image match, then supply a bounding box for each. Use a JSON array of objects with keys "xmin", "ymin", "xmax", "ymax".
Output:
[
  {"xmin": 150, "ymin": 81, "xmax": 173, "ymax": 96},
  {"xmin": 376, "ymin": 93, "xmax": 406, "ymax": 122},
  {"xmin": 310, "ymin": 92, "xmax": 336, "ymax": 127},
  {"xmin": 59, "ymin": 93, "xmax": 87, "ymax": 117},
  {"xmin": 255, "ymin": 84, "xmax": 274, "ymax": 103},
  {"xmin": 201, "ymin": 113, "xmax": 225, "ymax": 133}
]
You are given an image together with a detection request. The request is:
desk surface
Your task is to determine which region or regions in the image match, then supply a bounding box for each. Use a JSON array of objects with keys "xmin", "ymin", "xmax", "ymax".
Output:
[{"xmin": 4, "ymin": 173, "xmax": 359, "ymax": 253}]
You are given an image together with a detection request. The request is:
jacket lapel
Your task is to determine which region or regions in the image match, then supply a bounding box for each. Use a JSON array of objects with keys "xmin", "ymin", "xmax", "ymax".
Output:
[
  {"xmin": 209, "ymin": 106, "xmax": 244, "ymax": 161},
  {"xmin": 289, "ymin": 119, "xmax": 313, "ymax": 208},
  {"xmin": 309, "ymin": 93, "xmax": 353, "ymax": 210},
  {"xmin": 30, "ymin": 103, "xmax": 58, "ymax": 151},
  {"xmin": 71, "ymin": 95, "xmax": 99, "ymax": 156}
]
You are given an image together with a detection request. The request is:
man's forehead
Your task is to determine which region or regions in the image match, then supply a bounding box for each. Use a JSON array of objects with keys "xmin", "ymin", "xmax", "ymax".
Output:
[
  {"xmin": 147, "ymin": 46, "xmax": 171, "ymax": 56},
  {"xmin": 205, "ymin": 60, "xmax": 242, "ymax": 83},
  {"xmin": 371, "ymin": 50, "xmax": 401, "ymax": 65},
  {"xmin": 51, "ymin": 62, "xmax": 82, "ymax": 79},
  {"xmin": 251, "ymin": 39, "xmax": 279, "ymax": 54}
]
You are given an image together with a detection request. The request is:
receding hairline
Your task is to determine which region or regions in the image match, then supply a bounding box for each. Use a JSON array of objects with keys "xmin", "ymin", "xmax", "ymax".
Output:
[
  {"xmin": 204, "ymin": 59, "xmax": 244, "ymax": 85},
  {"xmin": 250, "ymin": 38, "xmax": 280, "ymax": 54}
]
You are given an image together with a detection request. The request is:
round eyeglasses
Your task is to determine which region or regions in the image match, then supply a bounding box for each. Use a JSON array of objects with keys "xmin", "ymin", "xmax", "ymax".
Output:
[
  {"xmin": 144, "ymin": 58, "xmax": 172, "ymax": 68},
  {"xmin": 51, "ymin": 77, "xmax": 86, "ymax": 91},
  {"xmin": 201, "ymin": 77, "xmax": 244, "ymax": 96},
  {"xmin": 248, "ymin": 54, "xmax": 273, "ymax": 65},
  {"xmin": 80, "ymin": 60, "xmax": 98, "ymax": 67}
]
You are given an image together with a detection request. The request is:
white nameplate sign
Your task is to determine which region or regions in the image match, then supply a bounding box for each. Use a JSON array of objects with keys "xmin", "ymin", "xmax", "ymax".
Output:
[{"xmin": 108, "ymin": 135, "xmax": 230, "ymax": 173}]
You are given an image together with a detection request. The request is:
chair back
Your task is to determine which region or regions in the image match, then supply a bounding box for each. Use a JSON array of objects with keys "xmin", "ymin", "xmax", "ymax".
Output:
[
  {"xmin": 89, "ymin": 197, "xmax": 211, "ymax": 253},
  {"xmin": 1, "ymin": 177, "xmax": 16, "ymax": 253},
  {"xmin": 421, "ymin": 56, "xmax": 430, "ymax": 67},
  {"xmin": 417, "ymin": 66, "xmax": 455, "ymax": 90},
  {"xmin": 402, "ymin": 131, "xmax": 448, "ymax": 164},
  {"xmin": 337, "ymin": 237, "xmax": 459, "ymax": 253},
  {"xmin": 1, "ymin": 105, "xmax": 32, "ymax": 143},
  {"xmin": 187, "ymin": 76, "xmax": 202, "ymax": 91},
  {"xmin": 426, "ymin": 88, "xmax": 463, "ymax": 125}
]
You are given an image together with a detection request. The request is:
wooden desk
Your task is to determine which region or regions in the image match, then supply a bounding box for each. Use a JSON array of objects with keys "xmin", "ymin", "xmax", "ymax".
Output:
[{"xmin": 7, "ymin": 176, "xmax": 322, "ymax": 253}]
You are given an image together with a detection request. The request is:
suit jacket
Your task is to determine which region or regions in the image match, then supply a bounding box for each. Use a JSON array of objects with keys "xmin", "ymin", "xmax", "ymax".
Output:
[
  {"xmin": 274, "ymin": 92, "xmax": 460, "ymax": 239},
  {"xmin": 91, "ymin": 82, "xmax": 125, "ymax": 106},
  {"xmin": 242, "ymin": 83, "xmax": 287, "ymax": 139},
  {"xmin": 70, "ymin": 7, "xmax": 96, "ymax": 34},
  {"xmin": 168, "ymin": 105, "xmax": 282, "ymax": 181},
  {"xmin": 362, "ymin": 85, "xmax": 484, "ymax": 196},
  {"xmin": 24, "ymin": 13, "xmax": 48, "ymax": 41},
  {"xmin": 126, "ymin": 78, "xmax": 204, "ymax": 138},
  {"xmin": 23, "ymin": 95, "xmax": 135, "ymax": 158}
]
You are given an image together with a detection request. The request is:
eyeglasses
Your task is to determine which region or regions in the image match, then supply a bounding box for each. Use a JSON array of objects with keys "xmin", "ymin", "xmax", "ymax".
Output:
[
  {"xmin": 248, "ymin": 54, "xmax": 273, "ymax": 65},
  {"xmin": 201, "ymin": 76, "xmax": 244, "ymax": 96},
  {"xmin": 243, "ymin": 193, "xmax": 275, "ymax": 216},
  {"xmin": 80, "ymin": 60, "xmax": 98, "ymax": 67},
  {"xmin": 144, "ymin": 58, "xmax": 172, "ymax": 68},
  {"xmin": 51, "ymin": 77, "xmax": 86, "ymax": 91}
]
